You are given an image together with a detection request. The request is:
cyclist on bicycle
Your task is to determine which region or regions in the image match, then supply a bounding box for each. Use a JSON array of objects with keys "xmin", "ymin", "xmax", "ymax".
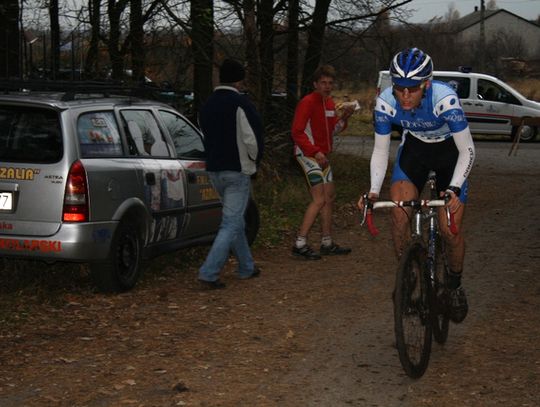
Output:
[{"xmin": 358, "ymin": 48, "xmax": 475, "ymax": 323}]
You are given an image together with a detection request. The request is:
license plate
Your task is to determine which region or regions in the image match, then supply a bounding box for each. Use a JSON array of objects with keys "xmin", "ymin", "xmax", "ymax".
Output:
[{"xmin": 0, "ymin": 192, "xmax": 13, "ymax": 211}]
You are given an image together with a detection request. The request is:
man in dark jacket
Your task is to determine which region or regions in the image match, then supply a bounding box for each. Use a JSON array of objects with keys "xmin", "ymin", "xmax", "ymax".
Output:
[{"xmin": 198, "ymin": 59, "xmax": 264, "ymax": 289}]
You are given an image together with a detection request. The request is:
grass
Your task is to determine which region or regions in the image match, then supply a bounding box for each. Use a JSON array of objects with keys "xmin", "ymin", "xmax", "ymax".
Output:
[
  {"xmin": 507, "ymin": 78, "xmax": 540, "ymax": 102},
  {"xmin": 252, "ymin": 152, "xmax": 370, "ymax": 248}
]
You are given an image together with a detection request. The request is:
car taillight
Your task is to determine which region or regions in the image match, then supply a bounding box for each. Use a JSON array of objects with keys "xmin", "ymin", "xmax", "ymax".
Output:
[{"xmin": 63, "ymin": 160, "xmax": 88, "ymax": 222}]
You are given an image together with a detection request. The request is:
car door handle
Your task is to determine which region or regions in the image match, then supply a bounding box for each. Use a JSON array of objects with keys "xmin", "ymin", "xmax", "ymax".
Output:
[
  {"xmin": 145, "ymin": 172, "xmax": 156, "ymax": 185},
  {"xmin": 463, "ymin": 102, "xmax": 473, "ymax": 106},
  {"xmin": 187, "ymin": 172, "xmax": 197, "ymax": 183},
  {"xmin": 474, "ymin": 103, "xmax": 484, "ymax": 106}
]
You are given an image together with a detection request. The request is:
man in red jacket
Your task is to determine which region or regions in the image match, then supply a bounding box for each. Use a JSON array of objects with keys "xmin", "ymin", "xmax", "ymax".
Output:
[{"xmin": 291, "ymin": 65, "xmax": 355, "ymax": 260}]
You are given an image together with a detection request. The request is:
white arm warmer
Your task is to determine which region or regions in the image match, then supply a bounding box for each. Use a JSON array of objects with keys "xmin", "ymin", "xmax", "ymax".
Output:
[
  {"xmin": 370, "ymin": 132, "xmax": 391, "ymax": 194},
  {"xmin": 450, "ymin": 127, "xmax": 475, "ymax": 188}
]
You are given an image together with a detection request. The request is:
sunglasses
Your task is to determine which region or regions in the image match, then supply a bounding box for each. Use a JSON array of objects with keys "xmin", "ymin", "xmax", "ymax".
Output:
[{"xmin": 393, "ymin": 83, "xmax": 425, "ymax": 93}]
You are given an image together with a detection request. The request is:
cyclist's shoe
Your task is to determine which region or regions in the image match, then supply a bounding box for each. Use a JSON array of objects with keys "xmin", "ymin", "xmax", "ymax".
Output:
[
  {"xmin": 292, "ymin": 245, "xmax": 321, "ymax": 260},
  {"xmin": 320, "ymin": 243, "xmax": 351, "ymax": 256},
  {"xmin": 448, "ymin": 286, "xmax": 468, "ymax": 323}
]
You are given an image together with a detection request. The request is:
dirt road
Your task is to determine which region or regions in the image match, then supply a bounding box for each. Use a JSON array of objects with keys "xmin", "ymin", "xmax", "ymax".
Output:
[{"xmin": 0, "ymin": 138, "xmax": 539, "ymax": 407}]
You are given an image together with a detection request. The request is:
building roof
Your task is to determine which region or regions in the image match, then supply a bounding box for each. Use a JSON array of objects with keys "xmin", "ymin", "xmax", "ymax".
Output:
[{"xmin": 454, "ymin": 8, "xmax": 540, "ymax": 32}]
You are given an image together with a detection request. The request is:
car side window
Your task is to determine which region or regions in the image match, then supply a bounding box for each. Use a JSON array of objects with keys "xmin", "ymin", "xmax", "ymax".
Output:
[
  {"xmin": 435, "ymin": 76, "xmax": 470, "ymax": 99},
  {"xmin": 158, "ymin": 110, "xmax": 205, "ymax": 159},
  {"xmin": 121, "ymin": 110, "xmax": 171, "ymax": 157},
  {"xmin": 77, "ymin": 111, "xmax": 123, "ymax": 157},
  {"xmin": 478, "ymin": 79, "xmax": 520, "ymax": 105}
]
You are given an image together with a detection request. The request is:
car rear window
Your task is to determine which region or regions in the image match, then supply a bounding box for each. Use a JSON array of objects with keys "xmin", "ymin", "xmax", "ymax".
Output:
[
  {"xmin": 0, "ymin": 106, "xmax": 62, "ymax": 163},
  {"xmin": 77, "ymin": 111, "xmax": 124, "ymax": 157}
]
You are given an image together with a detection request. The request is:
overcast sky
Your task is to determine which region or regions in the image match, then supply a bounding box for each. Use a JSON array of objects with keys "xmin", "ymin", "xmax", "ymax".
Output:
[{"xmin": 407, "ymin": 0, "xmax": 540, "ymax": 23}]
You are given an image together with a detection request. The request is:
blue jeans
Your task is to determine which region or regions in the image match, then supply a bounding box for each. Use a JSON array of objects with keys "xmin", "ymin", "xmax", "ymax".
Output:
[{"xmin": 199, "ymin": 171, "xmax": 255, "ymax": 281}]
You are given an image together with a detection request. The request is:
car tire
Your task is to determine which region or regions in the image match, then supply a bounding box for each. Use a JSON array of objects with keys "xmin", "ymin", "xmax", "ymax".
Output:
[
  {"xmin": 245, "ymin": 198, "xmax": 260, "ymax": 246},
  {"xmin": 90, "ymin": 219, "xmax": 142, "ymax": 293},
  {"xmin": 512, "ymin": 124, "xmax": 538, "ymax": 143}
]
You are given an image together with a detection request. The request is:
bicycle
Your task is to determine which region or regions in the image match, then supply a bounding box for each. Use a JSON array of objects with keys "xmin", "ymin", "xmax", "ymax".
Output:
[{"xmin": 360, "ymin": 171, "xmax": 457, "ymax": 378}]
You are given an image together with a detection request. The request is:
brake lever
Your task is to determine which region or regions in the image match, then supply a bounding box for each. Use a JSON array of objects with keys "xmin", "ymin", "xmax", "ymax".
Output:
[
  {"xmin": 444, "ymin": 193, "xmax": 459, "ymax": 235},
  {"xmin": 360, "ymin": 193, "xmax": 370, "ymax": 227}
]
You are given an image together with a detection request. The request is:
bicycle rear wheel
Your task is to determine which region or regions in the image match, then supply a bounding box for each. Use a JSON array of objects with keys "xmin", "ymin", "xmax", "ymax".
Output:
[
  {"xmin": 431, "ymin": 236, "xmax": 450, "ymax": 344},
  {"xmin": 394, "ymin": 240, "xmax": 432, "ymax": 378}
]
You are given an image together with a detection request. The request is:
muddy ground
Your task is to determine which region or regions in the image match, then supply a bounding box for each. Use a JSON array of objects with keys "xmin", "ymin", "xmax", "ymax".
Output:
[{"xmin": 0, "ymin": 138, "xmax": 539, "ymax": 407}]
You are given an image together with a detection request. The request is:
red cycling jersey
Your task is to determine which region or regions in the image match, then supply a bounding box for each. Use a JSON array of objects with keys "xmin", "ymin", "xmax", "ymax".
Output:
[{"xmin": 291, "ymin": 91, "xmax": 340, "ymax": 157}]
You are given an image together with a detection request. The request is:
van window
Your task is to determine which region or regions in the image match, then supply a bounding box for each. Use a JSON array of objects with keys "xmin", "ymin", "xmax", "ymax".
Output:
[
  {"xmin": 434, "ymin": 76, "xmax": 470, "ymax": 99},
  {"xmin": 159, "ymin": 110, "xmax": 205, "ymax": 159},
  {"xmin": 77, "ymin": 112, "xmax": 123, "ymax": 157},
  {"xmin": 0, "ymin": 106, "xmax": 62, "ymax": 163},
  {"xmin": 478, "ymin": 79, "xmax": 520, "ymax": 105},
  {"xmin": 121, "ymin": 110, "xmax": 171, "ymax": 157}
]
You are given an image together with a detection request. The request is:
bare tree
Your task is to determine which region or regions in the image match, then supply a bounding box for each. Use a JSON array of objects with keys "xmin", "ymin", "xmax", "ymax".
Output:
[
  {"xmin": 130, "ymin": 0, "xmax": 145, "ymax": 81},
  {"xmin": 49, "ymin": 0, "xmax": 60, "ymax": 78},
  {"xmin": 444, "ymin": 3, "xmax": 460, "ymax": 21},
  {"xmin": 0, "ymin": 0, "xmax": 20, "ymax": 77},
  {"xmin": 190, "ymin": 0, "xmax": 214, "ymax": 117},
  {"xmin": 105, "ymin": 0, "xmax": 129, "ymax": 80},
  {"xmin": 286, "ymin": 0, "xmax": 300, "ymax": 116},
  {"xmin": 486, "ymin": 0, "xmax": 498, "ymax": 10},
  {"xmin": 84, "ymin": 0, "xmax": 102, "ymax": 78},
  {"xmin": 300, "ymin": 0, "xmax": 331, "ymax": 95}
]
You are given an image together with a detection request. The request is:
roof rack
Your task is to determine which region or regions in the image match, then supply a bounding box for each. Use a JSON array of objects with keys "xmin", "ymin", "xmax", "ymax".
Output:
[{"xmin": 0, "ymin": 79, "xmax": 161, "ymax": 101}]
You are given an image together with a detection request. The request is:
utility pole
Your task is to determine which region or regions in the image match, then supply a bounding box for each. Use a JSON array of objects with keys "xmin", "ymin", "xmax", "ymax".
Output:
[{"xmin": 479, "ymin": 0, "xmax": 486, "ymax": 71}]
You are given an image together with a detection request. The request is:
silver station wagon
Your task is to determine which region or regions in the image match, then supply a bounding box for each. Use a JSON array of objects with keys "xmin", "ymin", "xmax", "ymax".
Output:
[{"xmin": 0, "ymin": 82, "xmax": 259, "ymax": 292}]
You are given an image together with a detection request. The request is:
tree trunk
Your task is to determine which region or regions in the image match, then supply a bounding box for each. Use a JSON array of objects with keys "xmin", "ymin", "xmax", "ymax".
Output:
[
  {"xmin": 301, "ymin": 0, "xmax": 331, "ymax": 96},
  {"xmin": 258, "ymin": 0, "xmax": 274, "ymax": 123},
  {"xmin": 84, "ymin": 0, "xmax": 101, "ymax": 78},
  {"xmin": 243, "ymin": 0, "xmax": 260, "ymax": 106},
  {"xmin": 190, "ymin": 0, "xmax": 214, "ymax": 121},
  {"xmin": 130, "ymin": 0, "xmax": 145, "ymax": 82},
  {"xmin": 49, "ymin": 0, "xmax": 60, "ymax": 79},
  {"xmin": 0, "ymin": 0, "xmax": 20, "ymax": 78},
  {"xmin": 286, "ymin": 0, "xmax": 300, "ymax": 119},
  {"xmin": 107, "ymin": 0, "xmax": 128, "ymax": 80}
]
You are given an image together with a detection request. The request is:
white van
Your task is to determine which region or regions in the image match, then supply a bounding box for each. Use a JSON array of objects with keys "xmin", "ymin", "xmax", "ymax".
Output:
[{"xmin": 377, "ymin": 70, "xmax": 540, "ymax": 141}]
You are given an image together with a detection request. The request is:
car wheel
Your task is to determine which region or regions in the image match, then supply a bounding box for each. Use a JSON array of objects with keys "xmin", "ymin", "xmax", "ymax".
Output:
[
  {"xmin": 244, "ymin": 198, "xmax": 260, "ymax": 246},
  {"xmin": 512, "ymin": 124, "xmax": 538, "ymax": 143},
  {"xmin": 90, "ymin": 219, "xmax": 142, "ymax": 293}
]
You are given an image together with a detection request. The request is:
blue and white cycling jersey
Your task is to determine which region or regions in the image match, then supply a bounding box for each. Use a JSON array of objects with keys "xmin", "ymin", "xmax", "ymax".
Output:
[
  {"xmin": 374, "ymin": 81, "xmax": 469, "ymax": 142},
  {"xmin": 369, "ymin": 81, "xmax": 475, "ymax": 195}
]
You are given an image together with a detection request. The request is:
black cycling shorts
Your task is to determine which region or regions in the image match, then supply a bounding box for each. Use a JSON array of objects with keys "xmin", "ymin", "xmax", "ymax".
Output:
[{"xmin": 391, "ymin": 133, "xmax": 459, "ymax": 195}]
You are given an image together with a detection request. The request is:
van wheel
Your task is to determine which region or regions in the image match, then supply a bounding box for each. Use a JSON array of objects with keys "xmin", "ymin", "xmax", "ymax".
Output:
[
  {"xmin": 512, "ymin": 125, "xmax": 538, "ymax": 143},
  {"xmin": 90, "ymin": 220, "xmax": 142, "ymax": 293},
  {"xmin": 245, "ymin": 198, "xmax": 260, "ymax": 246}
]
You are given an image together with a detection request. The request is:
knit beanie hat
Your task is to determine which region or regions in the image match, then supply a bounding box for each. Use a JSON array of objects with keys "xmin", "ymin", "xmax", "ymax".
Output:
[{"xmin": 219, "ymin": 59, "xmax": 246, "ymax": 83}]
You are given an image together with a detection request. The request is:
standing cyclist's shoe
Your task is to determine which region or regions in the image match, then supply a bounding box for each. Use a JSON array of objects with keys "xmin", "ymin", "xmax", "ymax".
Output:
[
  {"xmin": 448, "ymin": 286, "xmax": 468, "ymax": 323},
  {"xmin": 292, "ymin": 245, "xmax": 321, "ymax": 260},
  {"xmin": 320, "ymin": 242, "xmax": 351, "ymax": 256}
]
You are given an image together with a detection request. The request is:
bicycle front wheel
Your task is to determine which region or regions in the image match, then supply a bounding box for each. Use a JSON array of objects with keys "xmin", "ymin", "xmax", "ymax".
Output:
[{"xmin": 394, "ymin": 240, "xmax": 432, "ymax": 378}]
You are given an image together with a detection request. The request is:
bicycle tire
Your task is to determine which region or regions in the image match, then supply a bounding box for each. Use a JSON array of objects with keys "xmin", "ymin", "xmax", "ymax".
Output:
[
  {"xmin": 431, "ymin": 234, "xmax": 450, "ymax": 344},
  {"xmin": 394, "ymin": 240, "xmax": 432, "ymax": 378}
]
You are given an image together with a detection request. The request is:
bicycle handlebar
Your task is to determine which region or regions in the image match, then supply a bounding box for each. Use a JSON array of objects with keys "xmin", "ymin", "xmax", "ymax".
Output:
[{"xmin": 361, "ymin": 194, "xmax": 458, "ymax": 236}]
